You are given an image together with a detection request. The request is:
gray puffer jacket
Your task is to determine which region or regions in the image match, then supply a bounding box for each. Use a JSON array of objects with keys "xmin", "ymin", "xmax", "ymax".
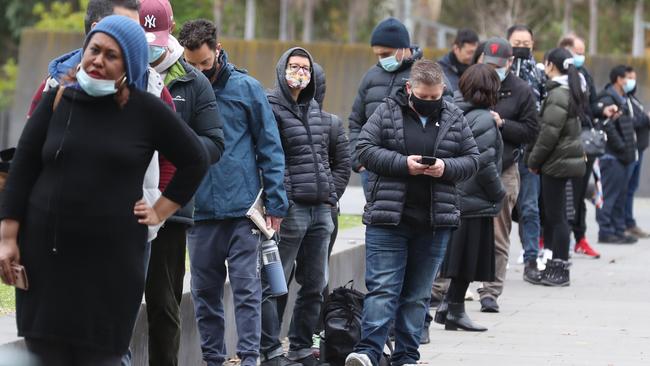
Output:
[
  {"xmin": 267, "ymin": 47, "xmax": 337, "ymax": 206},
  {"xmin": 454, "ymin": 95, "xmax": 506, "ymax": 218},
  {"xmin": 356, "ymin": 96, "xmax": 479, "ymax": 228}
]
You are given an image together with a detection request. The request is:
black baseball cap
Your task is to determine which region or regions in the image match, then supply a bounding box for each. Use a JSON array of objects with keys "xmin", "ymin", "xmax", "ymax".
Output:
[{"xmin": 482, "ymin": 37, "xmax": 513, "ymax": 67}]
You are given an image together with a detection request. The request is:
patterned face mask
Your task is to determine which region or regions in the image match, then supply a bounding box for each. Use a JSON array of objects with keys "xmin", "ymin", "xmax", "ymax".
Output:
[{"xmin": 285, "ymin": 68, "xmax": 311, "ymax": 90}]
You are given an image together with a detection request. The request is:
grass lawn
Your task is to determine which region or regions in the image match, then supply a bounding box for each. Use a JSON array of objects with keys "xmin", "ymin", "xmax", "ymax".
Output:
[
  {"xmin": 0, "ymin": 284, "xmax": 15, "ymax": 315},
  {"xmin": 338, "ymin": 214, "xmax": 363, "ymax": 230}
]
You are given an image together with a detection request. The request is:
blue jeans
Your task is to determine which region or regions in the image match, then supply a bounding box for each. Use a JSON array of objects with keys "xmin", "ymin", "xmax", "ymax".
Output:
[
  {"xmin": 355, "ymin": 224, "xmax": 451, "ymax": 366},
  {"xmin": 517, "ymin": 160, "xmax": 541, "ymax": 263},
  {"xmin": 625, "ymin": 149, "xmax": 644, "ymax": 228},
  {"xmin": 187, "ymin": 219, "xmax": 262, "ymax": 366},
  {"xmin": 260, "ymin": 203, "xmax": 334, "ymax": 361},
  {"xmin": 597, "ymin": 155, "xmax": 633, "ymax": 238},
  {"xmin": 360, "ymin": 169, "xmax": 370, "ymax": 199}
]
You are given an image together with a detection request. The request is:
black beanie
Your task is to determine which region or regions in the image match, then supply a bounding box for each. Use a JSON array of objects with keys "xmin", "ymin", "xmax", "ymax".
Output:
[{"xmin": 370, "ymin": 17, "xmax": 410, "ymax": 49}]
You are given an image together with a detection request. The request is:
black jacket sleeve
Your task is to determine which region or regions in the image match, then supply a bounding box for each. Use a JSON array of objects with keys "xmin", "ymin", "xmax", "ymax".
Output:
[
  {"xmin": 151, "ymin": 96, "xmax": 210, "ymax": 207},
  {"xmin": 501, "ymin": 87, "xmax": 539, "ymax": 145},
  {"xmin": 329, "ymin": 114, "xmax": 351, "ymax": 200},
  {"xmin": 0, "ymin": 90, "xmax": 56, "ymax": 221},
  {"xmin": 440, "ymin": 115, "xmax": 480, "ymax": 183},
  {"xmin": 603, "ymin": 118, "xmax": 627, "ymax": 154},
  {"xmin": 357, "ymin": 103, "xmax": 410, "ymax": 178},
  {"xmin": 348, "ymin": 75, "xmax": 369, "ymax": 172},
  {"xmin": 190, "ymin": 73, "xmax": 225, "ymax": 164}
]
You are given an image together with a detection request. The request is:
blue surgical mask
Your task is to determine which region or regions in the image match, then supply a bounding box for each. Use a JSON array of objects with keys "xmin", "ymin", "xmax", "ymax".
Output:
[
  {"xmin": 624, "ymin": 78, "xmax": 636, "ymax": 93},
  {"xmin": 379, "ymin": 49, "xmax": 403, "ymax": 72},
  {"xmin": 496, "ymin": 67, "xmax": 508, "ymax": 81},
  {"xmin": 148, "ymin": 46, "xmax": 166, "ymax": 64},
  {"xmin": 573, "ymin": 54, "xmax": 585, "ymax": 68},
  {"xmin": 76, "ymin": 66, "xmax": 120, "ymax": 97}
]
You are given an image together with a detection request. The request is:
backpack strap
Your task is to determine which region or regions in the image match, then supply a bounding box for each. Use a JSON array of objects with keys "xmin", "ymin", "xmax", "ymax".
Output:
[{"xmin": 53, "ymin": 86, "xmax": 65, "ymax": 112}]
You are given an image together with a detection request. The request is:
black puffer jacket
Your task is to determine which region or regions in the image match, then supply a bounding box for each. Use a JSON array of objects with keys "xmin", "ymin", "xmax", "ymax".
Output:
[
  {"xmin": 348, "ymin": 48, "xmax": 424, "ymax": 172},
  {"xmin": 356, "ymin": 96, "xmax": 479, "ymax": 228},
  {"xmin": 314, "ymin": 63, "xmax": 351, "ymax": 200},
  {"xmin": 629, "ymin": 92, "xmax": 650, "ymax": 151},
  {"xmin": 495, "ymin": 72, "xmax": 539, "ymax": 170},
  {"xmin": 454, "ymin": 95, "xmax": 505, "ymax": 218},
  {"xmin": 595, "ymin": 85, "xmax": 638, "ymax": 164},
  {"xmin": 267, "ymin": 47, "xmax": 337, "ymax": 206}
]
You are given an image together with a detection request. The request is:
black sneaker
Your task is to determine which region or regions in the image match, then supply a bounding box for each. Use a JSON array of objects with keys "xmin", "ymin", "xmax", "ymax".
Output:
[
  {"xmin": 261, "ymin": 356, "xmax": 302, "ymax": 366},
  {"xmin": 540, "ymin": 259, "xmax": 571, "ymax": 287},
  {"xmin": 599, "ymin": 234, "xmax": 636, "ymax": 244},
  {"xmin": 480, "ymin": 297, "xmax": 499, "ymax": 313},
  {"xmin": 524, "ymin": 260, "xmax": 543, "ymax": 285}
]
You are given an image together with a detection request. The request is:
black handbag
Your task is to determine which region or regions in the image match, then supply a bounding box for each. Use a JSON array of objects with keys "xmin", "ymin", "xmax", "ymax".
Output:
[{"xmin": 580, "ymin": 118, "xmax": 606, "ymax": 157}]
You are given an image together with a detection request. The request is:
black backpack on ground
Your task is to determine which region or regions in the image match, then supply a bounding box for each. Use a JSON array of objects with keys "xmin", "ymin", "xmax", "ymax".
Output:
[{"xmin": 321, "ymin": 281, "xmax": 392, "ymax": 366}]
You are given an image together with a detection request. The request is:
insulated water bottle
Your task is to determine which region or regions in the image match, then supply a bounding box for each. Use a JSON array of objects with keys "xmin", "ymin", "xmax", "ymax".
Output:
[{"xmin": 261, "ymin": 239, "xmax": 288, "ymax": 296}]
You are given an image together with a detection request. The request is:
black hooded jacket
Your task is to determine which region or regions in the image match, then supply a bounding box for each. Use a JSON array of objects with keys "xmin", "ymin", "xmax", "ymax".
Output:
[
  {"xmin": 313, "ymin": 63, "xmax": 352, "ymax": 201},
  {"xmin": 595, "ymin": 85, "xmax": 638, "ymax": 164},
  {"xmin": 267, "ymin": 48, "xmax": 337, "ymax": 206}
]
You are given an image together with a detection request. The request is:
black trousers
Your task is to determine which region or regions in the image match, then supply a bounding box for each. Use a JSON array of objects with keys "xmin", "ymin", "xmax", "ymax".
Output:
[
  {"xmin": 25, "ymin": 338, "xmax": 122, "ymax": 366},
  {"xmin": 541, "ymin": 174, "xmax": 570, "ymax": 260},
  {"xmin": 145, "ymin": 222, "xmax": 187, "ymax": 366},
  {"xmin": 570, "ymin": 156, "xmax": 595, "ymax": 241}
]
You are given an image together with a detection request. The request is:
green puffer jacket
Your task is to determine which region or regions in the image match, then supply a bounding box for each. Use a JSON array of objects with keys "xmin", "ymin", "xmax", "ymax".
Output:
[{"xmin": 527, "ymin": 81, "xmax": 586, "ymax": 178}]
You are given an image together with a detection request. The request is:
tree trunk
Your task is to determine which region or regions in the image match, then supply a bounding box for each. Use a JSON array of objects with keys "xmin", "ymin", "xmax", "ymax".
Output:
[
  {"xmin": 588, "ymin": 0, "xmax": 598, "ymax": 55},
  {"xmin": 279, "ymin": 0, "xmax": 289, "ymax": 41},
  {"xmin": 563, "ymin": 0, "xmax": 573, "ymax": 35},
  {"xmin": 632, "ymin": 0, "xmax": 645, "ymax": 57},
  {"xmin": 213, "ymin": 0, "xmax": 223, "ymax": 36},
  {"xmin": 244, "ymin": 0, "xmax": 256, "ymax": 40},
  {"xmin": 303, "ymin": 0, "xmax": 315, "ymax": 43}
]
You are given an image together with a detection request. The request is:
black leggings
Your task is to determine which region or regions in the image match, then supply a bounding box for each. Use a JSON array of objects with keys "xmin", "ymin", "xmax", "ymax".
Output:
[
  {"xmin": 541, "ymin": 174, "xmax": 570, "ymax": 260},
  {"xmin": 570, "ymin": 156, "xmax": 595, "ymax": 240},
  {"xmin": 447, "ymin": 279, "xmax": 470, "ymax": 303}
]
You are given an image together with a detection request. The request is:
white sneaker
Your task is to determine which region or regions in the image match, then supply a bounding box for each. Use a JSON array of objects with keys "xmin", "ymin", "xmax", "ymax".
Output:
[
  {"xmin": 465, "ymin": 288, "xmax": 475, "ymax": 301},
  {"xmin": 345, "ymin": 353, "xmax": 372, "ymax": 366}
]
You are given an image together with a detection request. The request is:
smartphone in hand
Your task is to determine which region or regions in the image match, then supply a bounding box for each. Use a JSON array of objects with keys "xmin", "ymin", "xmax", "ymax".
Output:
[
  {"xmin": 12, "ymin": 264, "xmax": 28, "ymax": 290},
  {"xmin": 420, "ymin": 156, "xmax": 437, "ymax": 166}
]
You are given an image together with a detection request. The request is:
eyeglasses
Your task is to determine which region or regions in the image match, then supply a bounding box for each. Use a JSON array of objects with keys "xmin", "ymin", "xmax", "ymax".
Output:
[{"xmin": 287, "ymin": 64, "xmax": 311, "ymax": 73}]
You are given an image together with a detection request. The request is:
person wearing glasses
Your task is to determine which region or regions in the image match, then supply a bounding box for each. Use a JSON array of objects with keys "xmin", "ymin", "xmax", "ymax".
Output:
[{"xmin": 259, "ymin": 47, "xmax": 337, "ymax": 366}]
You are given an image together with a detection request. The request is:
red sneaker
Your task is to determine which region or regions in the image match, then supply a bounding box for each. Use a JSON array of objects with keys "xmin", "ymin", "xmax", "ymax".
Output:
[
  {"xmin": 575, "ymin": 238, "xmax": 601, "ymax": 259},
  {"xmin": 539, "ymin": 236, "xmax": 544, "ymax": 249}
]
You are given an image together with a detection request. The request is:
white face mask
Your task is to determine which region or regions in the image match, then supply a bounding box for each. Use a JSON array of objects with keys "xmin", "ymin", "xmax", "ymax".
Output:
[{"xmin": 77, "ymin": 66, "xmax": 123, "ymax": 97}]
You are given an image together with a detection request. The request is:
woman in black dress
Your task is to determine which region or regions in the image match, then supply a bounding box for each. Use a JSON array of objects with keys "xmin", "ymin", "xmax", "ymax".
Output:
[
  {"xmin": 435, "ymin": 64, "xmax": 506, "ymax": 332},
  {"xmin": 0, "ymin": 15, "xmax": 208, "ymax": 364}
]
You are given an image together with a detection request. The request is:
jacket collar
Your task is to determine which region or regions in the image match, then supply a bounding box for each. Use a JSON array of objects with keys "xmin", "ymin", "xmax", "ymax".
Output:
[{"xmin": 212, "ymin": 50, "xmax": 232, "ymax": 92}]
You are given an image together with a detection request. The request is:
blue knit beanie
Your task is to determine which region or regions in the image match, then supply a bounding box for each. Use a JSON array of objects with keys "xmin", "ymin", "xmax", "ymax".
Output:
[
  {"xmin": 84, "ymin": 15, "xmax": 148, "ymax": 90},
  {"xmin": 370, "ymin": 17, "xmax": 410, "ymax": 49}
]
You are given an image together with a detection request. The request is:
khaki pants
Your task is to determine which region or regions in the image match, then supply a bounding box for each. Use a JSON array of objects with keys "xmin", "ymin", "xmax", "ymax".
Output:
[{"xmin": 477, "ymin": 164, "xmax": 520, "ymax": 300}]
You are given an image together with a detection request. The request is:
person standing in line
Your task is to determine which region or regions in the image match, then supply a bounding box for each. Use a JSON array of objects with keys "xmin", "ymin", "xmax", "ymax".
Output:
[
  {"xmin": 345, "ymin": 59, "xmax": 479, "ymax": 366},
  {"xmin": 559, "ymin": 35, "xmax": 608, "ymax": 258},
  {"xmin": 139, "ymin": 1, "xmax": 225, "ymax": 365},
  {"xmin": 594, "ymin": 65, "xmax": 640, "ymax": 245},
  {"xmin": 527, "ymin": 48, "xmax": 587, "ymax": 287},
  {"xmin": 507, "ymin": 25, "xmax": 546, "ymax": 281},
  {"xmin": 438, "ymin": 28, "xmax": 480, "ymax": 93},
  {"xmin": 477, "ymin": 37, "xmax": 539, "ymax": 312},
  {"xmin": 435, "ymin": 64, "xmax": 505, "ymax": 332},
  {"xmin": 178, "ymin": 19, "xmax": 288, "ymax": 366},
  {"xmin": 260, "ymin": 47, "xmax": 336, "ymax": 366},
  {"xmin": 622, "ymin": 67, "xmax": 650, "ymax": 239},
  {"xmin": 0, "ymin": 16, "xmax": 209, "ymax": 364}
]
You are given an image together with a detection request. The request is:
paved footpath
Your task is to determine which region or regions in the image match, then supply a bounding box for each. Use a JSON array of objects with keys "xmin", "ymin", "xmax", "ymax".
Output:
[{"xmin": 338, "ymin": 189, "xmax": 650, "ymax": 366}]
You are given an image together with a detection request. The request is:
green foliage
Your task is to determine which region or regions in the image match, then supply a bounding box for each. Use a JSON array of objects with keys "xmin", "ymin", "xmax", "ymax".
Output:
[
  {"xmin": 171, "ymin": 0, "xmax": 213, "ymax": 35},
  {"xmin": 0, "ymin": 58, "xmax": 18, "ymax": 111},
  {"xmin": 0, "ymin": 284, "xmax": 15, "ymax": 315},
  {"xmin": 33, "ymin": 0, "xmax": 88, "ymax": 32}
]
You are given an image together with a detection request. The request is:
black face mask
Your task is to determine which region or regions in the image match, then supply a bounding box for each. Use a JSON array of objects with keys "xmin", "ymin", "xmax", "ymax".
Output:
[
  {"xmin": 410, "ymin": 93, "xmax": 443, "ymax": 118},
  {"xmin": 512, "ymin": 47, "xmax": 531, "ymax": 59},
  {"xmin": 202, "ymin": 59, "xmax": 218, "ymax": 80}
]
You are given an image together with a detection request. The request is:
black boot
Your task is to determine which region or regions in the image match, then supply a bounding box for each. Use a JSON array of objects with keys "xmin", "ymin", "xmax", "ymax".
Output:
[
  {"xmin": 523, "ymin": 260, "xmax": 542, "ymax": 285},
  {"xmin": 541, "ymin": 259, "xmax": 571, "ymax": 287},
  {"xmin": 444, "ymin": 302, "xmax": 487, "ymax": 332},
  {"xmin": 433, "ymin": 298, "xmax": 448, "ymax": 325}
]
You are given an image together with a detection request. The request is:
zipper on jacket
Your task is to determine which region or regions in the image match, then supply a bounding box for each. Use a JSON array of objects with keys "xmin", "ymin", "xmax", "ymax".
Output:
[{"xmin": 302, "ymin": 106, "xmax": 322, "ymax": 203}]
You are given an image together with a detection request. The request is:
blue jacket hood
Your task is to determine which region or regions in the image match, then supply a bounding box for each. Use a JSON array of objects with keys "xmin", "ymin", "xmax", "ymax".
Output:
[{"xmin": 48, "ymin": 49, "xmax": 83, "ymax": 82}]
